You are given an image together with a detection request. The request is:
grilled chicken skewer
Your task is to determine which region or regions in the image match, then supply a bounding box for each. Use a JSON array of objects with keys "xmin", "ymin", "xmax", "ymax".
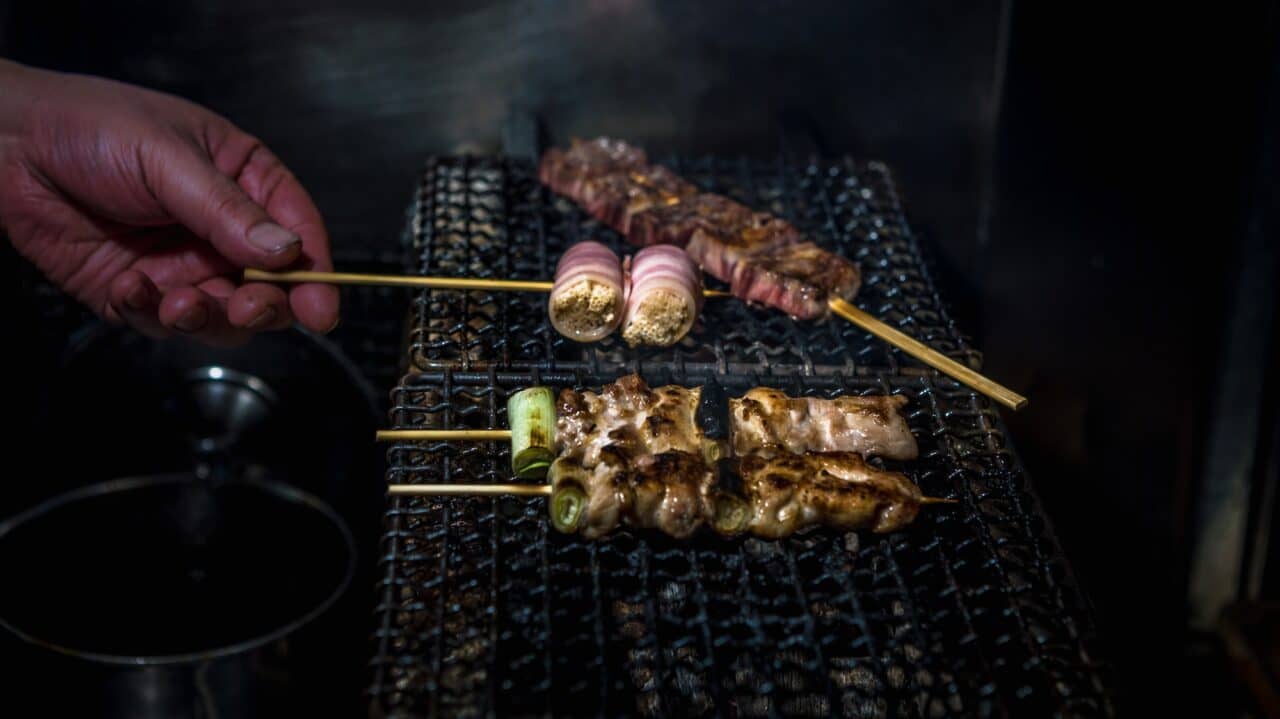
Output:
[
  {"xmin": 376, "ymin": 374, "xmax": 920, "ymax": 463},
  {"xmin": 547, "ymin": 376, "xmax": 927, "ymax": 538},
  {"xmin": 547, "ymin": 448, "xmax": 930, "ymax": 540},
  {"xmin": 382, "ymin": 375, "xmax": 948, "ymax": 539}
]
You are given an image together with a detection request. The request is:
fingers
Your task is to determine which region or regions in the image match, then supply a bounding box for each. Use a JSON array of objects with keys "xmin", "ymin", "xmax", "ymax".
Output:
[
  {"xmin": 226, "ymin": 282, "xmax": 294, "ymax": 331},
  {"xmin": 156, "ymin": 286, "xmax": 252, "ymax": 347},
  {"xmin": 106, "ymin": 270, "xmax": 171, "ymax": 339},
  {"xmin": 108, "ymin": 266, "xmax": 297, "ymax": 345},
  {"xmin": 214, "ymin": 131, "xmax": 340, "ymax": 334},
  {"xmin": 145, "ymin": 141, "xmax": 302, "ymax": 271}
]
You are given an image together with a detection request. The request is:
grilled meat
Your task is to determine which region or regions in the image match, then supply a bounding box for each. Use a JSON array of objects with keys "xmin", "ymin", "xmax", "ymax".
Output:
[
  {"xmin": 555, "ymin": 375, "xmax": 705, "ymax": 466},
  {"xmin": 577, "ymin": 167, "xmax": 697, "ymax": 233},
  {"xmin": 539, "ymin": 137, "xmax": 862, "ymax": 319},
  {"xmin": 627, "ymin": 193, "xmax": 799, "ymax": 250},
  {"xmin": 550, "ymin": 445, "xmax": 714, "ymax": 539},
  {"xmin": 557, "ymin": 375, "xmax": 916, "ymax": 462},
  {"xmin": 551, "ymin": 447, "xmax": 924, "ymax": 539},
  {"xmin": 625, "ymin": 451, "xmax": 713, "ymax": 538},
  {"xmin": 730, "ymin": 388, "xmax": 918, "ymax": 461},
  {"xmin": 737, "ymin": 451, "xmax": 922, "ymax": 537},
  {"xmin": 723, "ymin": 239, "xmax": 862, "ymax": 319},
  {"xmin": 538, "ymin": 137, "xmax": 648, "ymax": 199}
]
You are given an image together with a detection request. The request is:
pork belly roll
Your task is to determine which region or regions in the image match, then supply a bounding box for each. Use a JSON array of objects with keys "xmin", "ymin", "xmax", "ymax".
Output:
[
  {"xmin": 620, "ymin": 245, "xmax": 703, "ymax": 347},
  {"xmin": 548, "ymin": 241, "xmax": 626, "ymax": 342}
]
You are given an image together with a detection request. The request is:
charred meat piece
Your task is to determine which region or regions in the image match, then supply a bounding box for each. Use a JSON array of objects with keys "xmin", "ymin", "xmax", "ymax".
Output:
[
  {"xmin": 577, "ymin": 167, "xmax": 697, "ymax": 233},
  {"xmin": 559, "ymin": 375, "xmax": 917, "ymax": 461},
  {"xmin": 738, "ymin": 451, "xmax": 922, "ymax": 538},
  {"xmin": 549, "ymin": 450, "xmax": 712, "ymax": 539},
  {"xmin": 730, "ymin": 388, "xmax": 918, "ymax": 461},
  {"xmin": 548, "ymin": 378, "xmax": 927, "ymax": 539},
  {"xmin": 685, "ymin": 229, "xmax": 862, "ymax": 319},
  {"xmin": 625, "ymin": 451, "xmax": 713, "ymax": 538},
  {"xmin": 555, "ymin": 375, "xmax": 704, "ymax": 466},
  {"xmin": 538, "ymin": 137, "xmax": 648, "ymax": 199},
  {"xmin": 627, "ymin": 193, "xmax": 800, "ymax": 249},
  {"xmin": 725, "ymin": 241, "xmax": 862, "ymax": 319}
]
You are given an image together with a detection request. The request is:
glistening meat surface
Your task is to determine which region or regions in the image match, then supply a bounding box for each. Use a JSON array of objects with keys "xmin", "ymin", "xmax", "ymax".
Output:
[{"xmin": 737, "ymin": 451, "xmax": 923, "ymax": 538}]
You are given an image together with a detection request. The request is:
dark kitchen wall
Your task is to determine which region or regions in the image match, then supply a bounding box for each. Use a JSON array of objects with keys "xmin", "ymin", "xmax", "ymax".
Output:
[
  {"xmin": 0, "ymin": 0, "xmax": 1004, "ymax": 320},
  {"xmin": 986, "ymin": 2, "xmax": 1278, "ymax": 715}
]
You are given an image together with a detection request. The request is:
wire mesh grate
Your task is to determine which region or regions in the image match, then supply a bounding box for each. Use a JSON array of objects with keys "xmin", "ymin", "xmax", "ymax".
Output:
[{"xmin": 367, "ymin": 156, "xmax": 1113, "ymax": 718}]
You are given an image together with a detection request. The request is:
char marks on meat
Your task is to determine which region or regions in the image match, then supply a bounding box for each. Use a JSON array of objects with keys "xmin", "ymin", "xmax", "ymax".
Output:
[
  {"xmin": 627, "ymin": 193, "xmax": 799, "ymax": 250},
  {"xmin": 550, "ymin": 375, "xmax": 925, "ymax": 539},
  {"xmin": 738, "ymin": 451, "xmax": 922, "ymax": 537},
  {"xmin": 730, "ymin": 388, "xmax": 918, "ymax": 460},
  {"xmin": 726, "ymin": 241, "xmax": 862, "ymax": 319}
]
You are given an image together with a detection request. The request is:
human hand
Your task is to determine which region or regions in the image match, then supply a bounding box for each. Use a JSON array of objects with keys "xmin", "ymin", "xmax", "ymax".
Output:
[{"xmin": 0, "ymin": 60, "xmax": 338, "ymax": 345}]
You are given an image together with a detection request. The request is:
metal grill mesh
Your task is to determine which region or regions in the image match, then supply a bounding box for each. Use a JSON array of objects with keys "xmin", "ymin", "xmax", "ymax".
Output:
[{"xmin": 368, "ymin": 156, "xmax": 1113, "ymax": 717}]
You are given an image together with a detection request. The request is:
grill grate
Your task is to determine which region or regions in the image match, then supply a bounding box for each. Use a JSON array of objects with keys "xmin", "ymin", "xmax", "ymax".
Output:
[{"xmin": 368, "ymin": 156, "xmax": 1113, "ymax": 717}]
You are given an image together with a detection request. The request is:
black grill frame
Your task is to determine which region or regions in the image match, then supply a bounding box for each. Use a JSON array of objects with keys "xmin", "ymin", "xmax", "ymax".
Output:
[{"xmin": 367, "ymin": 155, "xmax": 1113, "ymax": 717}]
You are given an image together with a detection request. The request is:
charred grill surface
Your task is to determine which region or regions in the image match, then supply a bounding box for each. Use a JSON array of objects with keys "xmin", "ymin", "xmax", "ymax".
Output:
[{"xmin": 372, "ymin": 154, "xmax": 1113, "ymax": 718}]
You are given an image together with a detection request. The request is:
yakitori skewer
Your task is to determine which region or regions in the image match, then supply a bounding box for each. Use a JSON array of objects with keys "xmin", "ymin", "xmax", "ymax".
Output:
[
  {"xmin": 244, "ymin": 269, "xmax": 1025, "ymax": 410},
  {"xmin": 376, "ymin": 376, "xmax": 925, "ymax": 468},
  {"xmin": 385, "ymin": 482, "xmax": 956, "ymax": 504}
]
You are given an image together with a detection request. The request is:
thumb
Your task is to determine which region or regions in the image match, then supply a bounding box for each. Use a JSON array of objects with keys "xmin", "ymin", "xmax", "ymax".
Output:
[{"xmin": 146, "ymin": 141, "xmax": 302, "ymax": 269}]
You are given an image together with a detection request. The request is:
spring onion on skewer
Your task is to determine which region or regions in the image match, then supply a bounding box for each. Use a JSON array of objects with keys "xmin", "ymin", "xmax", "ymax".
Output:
[
  {"xmin": 550, "ymin": 481, "xmax": 588, "ymax": 534},
  {"xmin": 508, "ymin": 387, "xmax": 556, "ymax": 479},
  {"xmin": 707, "ymin": 459, "xmax": 751, "ymax": 536}
]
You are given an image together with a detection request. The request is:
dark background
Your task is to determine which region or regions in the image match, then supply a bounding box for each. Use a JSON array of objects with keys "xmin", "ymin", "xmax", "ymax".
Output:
[{"xmin": 3, "ymin": 1, "xmax": 1278, "ymax": 715}]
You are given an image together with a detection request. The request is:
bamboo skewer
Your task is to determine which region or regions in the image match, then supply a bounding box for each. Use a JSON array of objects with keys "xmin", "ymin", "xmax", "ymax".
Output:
[
  {"xmin": 827, "ymin": 298, "xmax": 1027, "ymax": 411},
  {"xmin": 246, "ymin": 269, "xmax": 1025, "ymax": 410},
  {"xmin": 389, "ymin": 483, "xmax": 552, "ymax": 497},
  {"xmin": 377, "ymin": 429, "xmax": 511, "ymax": 442},
  {"xmin": 385, "ymin": 483, "xmax": 957, "ymax": 504},
  {"xmin": 243, "ymin": 269, "xmax": 731, "ymax": 298}
]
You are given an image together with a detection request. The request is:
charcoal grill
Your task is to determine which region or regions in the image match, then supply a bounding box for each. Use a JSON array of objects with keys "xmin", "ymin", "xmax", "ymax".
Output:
[{"xmin": 367, "ymin": 154, "xmax": 1113, "ymax": 717}]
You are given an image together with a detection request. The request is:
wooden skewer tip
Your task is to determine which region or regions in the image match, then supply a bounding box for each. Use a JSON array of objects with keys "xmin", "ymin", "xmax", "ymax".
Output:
[
  {"xmin": 920, "ymin": 496, "xmax": 959, "ymax": 505},
  {"xmin": 827, "ymin": 298, "xmax": 1028, "ymax": 412}
]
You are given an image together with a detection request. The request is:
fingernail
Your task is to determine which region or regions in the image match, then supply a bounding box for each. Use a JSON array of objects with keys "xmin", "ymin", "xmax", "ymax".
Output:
[
  {"xmin": 247, "ymin": 223, "xmax": 301, "ymax": 255},
  {"xmin": 175, "ymin": 305, "xmax": 209, "ymax": 333},
  {"xmin": 246, "ymin": 306, "xmax": 278, "ymax": 330},
  {"xmin": 324, "ymin": 315, "xmax": 341, "ymax": 334},
  {"xmin": 124, "ymin": 282, "xmax": 155, "ymax": 311}
]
